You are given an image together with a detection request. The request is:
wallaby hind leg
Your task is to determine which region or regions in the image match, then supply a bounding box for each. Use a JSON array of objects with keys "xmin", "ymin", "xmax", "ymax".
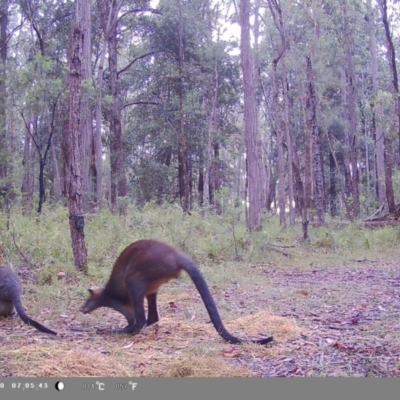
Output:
[
  {"xmin": 146, "ymin": 293, "xmax": 159, "ymax": 326},
  {"xmin": 0, "ymin": 300, "xmax": 13, "ymax": 317}
]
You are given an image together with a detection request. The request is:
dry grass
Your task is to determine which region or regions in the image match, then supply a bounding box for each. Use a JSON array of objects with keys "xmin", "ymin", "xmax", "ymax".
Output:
[{"xmin": 0, "ymin": 310, "xmax": 300, "ymax": 377}]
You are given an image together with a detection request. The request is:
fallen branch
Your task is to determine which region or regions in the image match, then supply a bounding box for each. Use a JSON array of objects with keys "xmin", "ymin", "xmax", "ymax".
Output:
[
  {"xmin": 365, "ymin": 202, "xmax": 386, "ymax": 221},
  {"xmin": 264, "ymin": 244, "xmax": 292, "ymax": 258},
  {"xmin": 364, "ymin": 220, "xmax": 400, "ymax": 228}
]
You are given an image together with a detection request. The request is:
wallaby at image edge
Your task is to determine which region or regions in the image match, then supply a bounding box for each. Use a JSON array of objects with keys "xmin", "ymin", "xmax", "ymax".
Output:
[{"xmin": 0, "ymin": 266, "xmax": 57, "ymax": 335}]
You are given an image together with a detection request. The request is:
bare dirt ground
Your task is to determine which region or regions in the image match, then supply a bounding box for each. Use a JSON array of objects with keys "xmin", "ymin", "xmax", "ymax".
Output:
[{"xmin": 244, "ymin": 260, "xmax": 400, "ymax": 377}]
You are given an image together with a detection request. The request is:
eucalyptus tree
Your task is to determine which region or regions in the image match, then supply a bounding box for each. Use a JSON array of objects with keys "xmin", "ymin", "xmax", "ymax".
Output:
[
  {"xmin": 240, "ymin": 0, "xmax": 262, "ymax": 231},
  {"xmin": 367, "ymin": 0, "xmax": 385, "ymax": 207},
  {"xmin": 63, "ymin": 0, "xmax": 89, "ymax": 273},
  {"xmin": 97, "ymin": 0, "xmax": 128, "ymax": 210},
  {"xmin": 376, "ymin": 0, "xmax": 398, "ymax": 213}
]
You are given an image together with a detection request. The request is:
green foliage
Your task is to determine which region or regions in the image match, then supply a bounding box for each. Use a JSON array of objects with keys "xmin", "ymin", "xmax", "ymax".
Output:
[
  {"xmin": 1, "ymin": 203, "xmax": 400, "ymax": 281},
  {"xmin": 11, "ymin": 55, "xmax": 64, "ymax": 111},
  {"xmin": 129, "ymin": 159, "xmax": 176, "ymax": 206},
  {"xmin": 309, "ymin": 222, "xmax": 400, "ymax": 260}
]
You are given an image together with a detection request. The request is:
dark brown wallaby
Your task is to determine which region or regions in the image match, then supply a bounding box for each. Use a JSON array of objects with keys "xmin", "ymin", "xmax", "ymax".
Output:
[
  {"xmin": 0, "ymin": 266, "xmax": 57, "ymax": 335},
  {"xmin": 80, "ymin": 239, "xmax": 273, "ymax": 345}
]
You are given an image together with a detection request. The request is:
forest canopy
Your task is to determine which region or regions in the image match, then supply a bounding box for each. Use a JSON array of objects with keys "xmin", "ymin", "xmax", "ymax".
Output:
[{"xmin": 0, "ymin": 0, "xmax": 399, "ymax": 238}]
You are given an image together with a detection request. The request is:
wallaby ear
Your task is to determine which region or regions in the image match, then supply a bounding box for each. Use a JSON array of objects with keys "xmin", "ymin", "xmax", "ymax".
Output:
[
  {"xmin": 88, "ymin": 288, "xmax": 95, "ymax": 295},
  {"xmin": 88, "ymin": 287, "xmax": 100, "ymax": 295}
]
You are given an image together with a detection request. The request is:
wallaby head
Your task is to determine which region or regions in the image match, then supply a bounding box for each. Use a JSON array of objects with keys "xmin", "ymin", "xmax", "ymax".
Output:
[{"xmin": 80, "ymin": 288, "xmax": 105, "ymax": 314}]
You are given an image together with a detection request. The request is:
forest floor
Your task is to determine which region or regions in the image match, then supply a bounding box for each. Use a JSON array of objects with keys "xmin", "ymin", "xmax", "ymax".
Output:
[
  {"xmin": 1, "ymin": 257, "xmax": 399, "ymax": 377},
  {"xmin": 244, "ymin": 259, "xmax": 400, "ymax": 377}
]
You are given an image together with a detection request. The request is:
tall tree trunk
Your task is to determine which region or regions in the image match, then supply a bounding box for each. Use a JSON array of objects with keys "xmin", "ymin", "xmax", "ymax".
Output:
[
  {"xmin": 205, "ymin": 65, "xmax": 220, "ymax": 213},
  {"xmin": 80, "ymin": 0, "xmax": 93, "ymax": 210},
  {"xmin": 97, "ymin": 0, "xmax": 126, "ymax": 210},
  {"xmin": 377, "ymin": 0, "xmax": 397, "ymax": 212},
  {"xmin": 21, "ymin": 121, "xmax": 35, "ymax": 214},
  {"xmin": 177, "ymin": 1, "xmax": 190, "ymax": 213},
  {"xmin": 291, "ymin": 127, "xmax": 306, "ymax": 237},
  {"xmin": 253, "ymin": 0, "xmax": 268, "ymax": 212},
  {"xmin": 329, "ymin": 151, "xmax": 337, "ymax": 217},
  {"xmin": 51, "ymin": 138, "xmax": 62, "ymax": 199},
  {"xmin": 203, "ymin": 0, "xmax": 216, "ymax": 210},
  {"xmin": 271, "ymin": 63, "xmax": 286, "ymax": 228},
  {"xmin": 282, "ymin": 70, "xmax": 294, "ymax": 225},
  {"xmin": 213, "ymin": 143, "xmax": 222, "ymax": 214},
  {"xmin": 384, "ymin": 135, "xmax": 395, "ymax": 213},
  {"xmin": 267, "ymin": 0, "xmax": 291, "ymax": 229},
  {"xmin": 94, "ymin": 42, "xmax": 106, "ymax": 208},
  {"xmin": 343, "ymin": 0, "xmax": 360, "ymax": 219},
  {"xmin": 64, "ymin": 0, "xmax": 88, "ymax": 273},
  {"xmin": 303, "ymin": 57, "xmax": 314, "ymax": 237},
  {"xmin": 95, "ymin": 1, "xmax": 115, "ymax": 209},
  {"xmin": 109, "ymin": 30, "xmax": 127, "ymax": 209},
  {"xmin": 240, "ymin": 0, "xmax": 262, "ymax": 231},
  {"xmin": 307, "ymin": 56, "xmax": 324, "ymax": 225},
  {"xmin": 0, "ymin": 0, "xmax": 8, "ymax": 193},
  {"xmin": 204, "ymin": 75, "xmax": 217, "ymax": 209}
]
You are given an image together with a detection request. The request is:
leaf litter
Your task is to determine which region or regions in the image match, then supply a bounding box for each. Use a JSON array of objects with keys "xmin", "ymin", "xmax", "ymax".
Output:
[{"xmin": 242, "ymin": 260, "xmax": 400, "ymax": 377}]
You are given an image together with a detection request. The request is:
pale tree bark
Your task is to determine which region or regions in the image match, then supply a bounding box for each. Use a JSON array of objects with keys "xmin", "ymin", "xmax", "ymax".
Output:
[
  {"xmin": 267, "ymin": 0, "xmax": 289, "ymax": 228},
  {"xmin": 302, "ymin": 2, "xmax": 325, "ymax": 225},
  {"xmin": 306, "ymin": 56, "xmax": 324, "ymax": 225},
  {"xmin": 343, "ymin": 0, "xmax": 360, "ymax": 219},
  {"xmin": 268, "ymin": 1, "xmax": 294, "ymax": 224},
  {"xmin": 376, "ymin": 0, "xmax": 397, "ymax": 213},
  {"xmin": 291, "ymin": 129, "xmax": 306, "ymax": 238},
  {"xmin": 367, "ymin": 1, "xmax": 385, "ymax": 206},
  {"xmin": 240, "ymin": 0, "xmax": 262, "ymax": 232},
  {"xmin": 282, "ymin": 70, "xmax": 294, "ymax": 224},
  {"xmin": 253, "ymin": 0, "xmax": 269, "ymax": 212},
  {"xmin": 63, "ymin": 0, "xmax": 88, "ymax": 273}
]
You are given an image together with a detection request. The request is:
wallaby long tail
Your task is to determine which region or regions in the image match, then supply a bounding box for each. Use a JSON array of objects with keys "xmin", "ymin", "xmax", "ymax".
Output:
[
  {"xmin": 183, "ymin": 260, "xmax": 272, "ymax": 345},
  {"xmin": 13, "ymin": 297, "xmax": 57, "ymax": 335}
]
